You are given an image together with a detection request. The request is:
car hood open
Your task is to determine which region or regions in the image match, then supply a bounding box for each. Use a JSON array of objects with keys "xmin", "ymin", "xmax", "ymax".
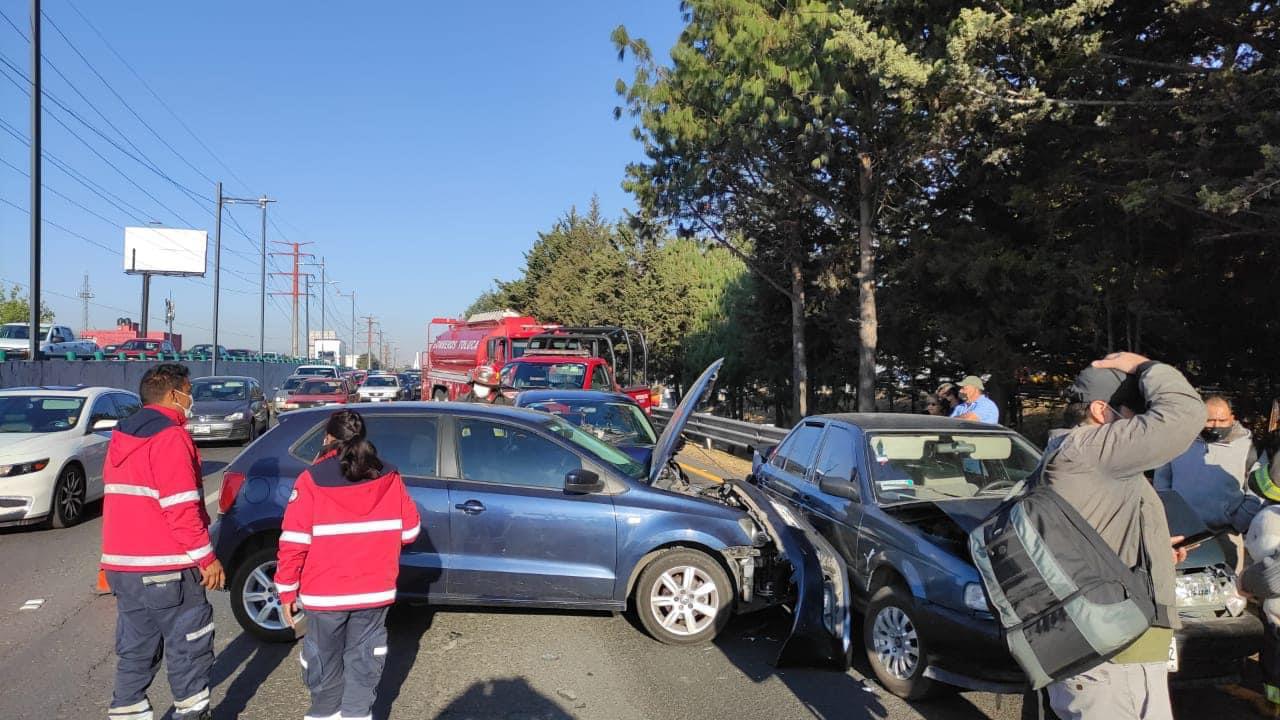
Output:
[{"xmin": 648, "ymin": 358, "xmax": 723, "ymax": 485}]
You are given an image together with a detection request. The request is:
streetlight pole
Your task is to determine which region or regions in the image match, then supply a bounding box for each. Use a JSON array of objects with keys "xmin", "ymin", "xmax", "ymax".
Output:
[
  {"xmin": 219, "ymin": 192, "xmax": 274, "ymax": 376},
  {"xmin": 211, "ymin": 182, "xmax": 222, "ymax": 375},
  {"xmin": 256, "ymin": 196, "xmax": 274, "ymax": 383},
  {"xmin": 28, "ymin": 0, "xmax": 41, "ymax": 361}
]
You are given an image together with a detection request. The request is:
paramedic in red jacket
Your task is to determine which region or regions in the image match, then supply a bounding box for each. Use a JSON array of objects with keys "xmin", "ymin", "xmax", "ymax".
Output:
[
  {"xmin": 276, "ymin": 409, "xmax": 421, "ymax": 720},
  {"xmin": 101, "ymin": 363, "xmax": 224, "ymax": 720}
]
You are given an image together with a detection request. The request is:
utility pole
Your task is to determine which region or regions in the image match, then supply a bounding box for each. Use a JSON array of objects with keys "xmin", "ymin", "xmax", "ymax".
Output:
[
  {"xmin": 303, "ymin": 257, "xmax": 326, "ymax": 345},
  {"xmin": 361, "ymin": 315, "xmax": 376, "ymax": 369},
  {"xmin": 303, "ymin": 273, "xmax": 312, "ymax": 359},
  {"xmin": 270, "ymin": 241, "xmax": 313, "ymax": 356},
  {"xmin": 29, "ymin": 0, "xmax": 42, "ymax": 360},
  {"xmin": 338, "ymin": 289, "xmax": 356, "ymax": 367},
  {"xmin": 77, "ymin": 274, "xmax": 93, "ymax": 334},
  {"xmin": 211, "ymin": 181, "xmax": 222, "ymax": 374},
  {"xmin": 164, "ymin": 295, "xmax": 175, "ymax": 338}
]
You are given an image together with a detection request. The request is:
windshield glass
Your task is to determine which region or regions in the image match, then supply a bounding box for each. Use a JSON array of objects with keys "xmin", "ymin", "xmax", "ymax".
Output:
[
  {"xmin": 867, "ymin": 431, "xmax": 1041, "ymax": 505},
  {"xmin": 123, "ymin": 340, "xmax": 160, "ymax": 350},
  {"xmin": 540, "ymin": 415, "xmax": 646, "ymax": 480},
  {"xmin": 191, "ymin": 380, "xmax": 247, "ymax": 401},
  {"xmin": 300, "ymin": 380, "xmax": 343, "ymax": 395},
  {"xmin": 501, "ymin": 362, "xmax": 588, "ymax": 390},
  {"xmin": 525, "ymin": 399, "xmax": 656, "ymax": 445},
  {"xmin": 296, "ymin": 367, "xmax": 334, "ymax": 377},
  {"xmin": 364, "ymin": 376, "xmax": 397, "ymax": 387},
  {"xmin": 0, "ymin": 396, "xmax": 86, "ymax": 433},
  {"xmin": 282, "ymin": 377, "xmax": 305, "ymax": 392},
  {"xmin": 0, "ymin": 325, "xmax": 45, "ymax": 340}
]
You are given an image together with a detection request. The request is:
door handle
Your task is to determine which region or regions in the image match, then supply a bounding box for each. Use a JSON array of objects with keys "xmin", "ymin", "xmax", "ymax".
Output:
[{"xmin": 454, "ymin": 500, "xmax": 486, "ymax": 515}]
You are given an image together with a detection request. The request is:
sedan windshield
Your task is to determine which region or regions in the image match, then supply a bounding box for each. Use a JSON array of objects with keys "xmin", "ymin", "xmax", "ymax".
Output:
[
  {"xmin": 541, "ymin": 416, "xmax": 646, "ymax": 480},
  {"xmin": 0, "ymin": 325, "xmax": 45, "ymax": 340},
  {"xmin": 501, "ymin": 362, "xmax": 588, "ymax": 390},
  {"xmin": 0, "ymin": 396, "xmax": 86, "ymax": 433},
  {"xmin": 363, "ymin": 376, "xmax": 398, "ymax": 387},
  {"xmin": 867, "ymin": 431, "xmax": 1041, "ymax": 505},
  {"xmin": 191, "ymin": 380, "xmax": 247, "ymax": 401},
  {"xmin": 299, "ymin": 380, "xmax": 343, "ymax": 395},
  {"xmin": 525, "ymin": 399, "xmax": 656, "ymax": 445}
]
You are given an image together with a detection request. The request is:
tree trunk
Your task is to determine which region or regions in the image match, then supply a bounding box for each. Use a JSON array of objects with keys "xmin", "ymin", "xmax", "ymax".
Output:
[
  {"xmin": 790, "ymin": 256, "xmax": 809, "ymax": 420},
  {"xmin": 857, "ymin": 152, "xmax": 879, "ymax": 413}
]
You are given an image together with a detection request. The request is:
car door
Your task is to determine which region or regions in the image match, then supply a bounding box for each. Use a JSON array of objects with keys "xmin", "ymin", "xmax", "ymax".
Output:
[
  {"xmin": 80, "ymin": 393, "xmax": 120, "ymax": 498},
  {"xmin": 802, "ymin": 425, "xmax": 866, "ymax": 582},
  {"xmin": 446, "ymin": 415, "xmax": 617, "ymax": 603},
  {"xmin": 248, "ymin": 381, "xmax": 268, "ymax": 426},
  {"xmin": 755, "ymin": 420, "xmax": 825, "ymax": 504}
]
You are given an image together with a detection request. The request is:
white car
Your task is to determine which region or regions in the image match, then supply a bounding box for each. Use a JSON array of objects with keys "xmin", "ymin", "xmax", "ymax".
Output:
[
  {"xmin": 0, "ymin": 386, "xmax": 141, "ymax": 528},
  {"xmin": 294, "ymin": 365, "xmax": 340, "ymax": 379},
  {"xmin": 357, "ymin": 374, "xmax": 402, "ymax": 402}
]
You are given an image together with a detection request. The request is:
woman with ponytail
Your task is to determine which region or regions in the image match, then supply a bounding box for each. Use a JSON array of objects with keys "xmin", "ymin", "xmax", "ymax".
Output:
[{"xmin": 274, "ymin": 410, "xmax": 421, "ymax": 720}]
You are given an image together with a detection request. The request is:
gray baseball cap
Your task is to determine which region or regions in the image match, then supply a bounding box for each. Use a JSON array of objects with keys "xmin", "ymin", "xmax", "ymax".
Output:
[{"xmin": 1066, "ymin": 367, "xmax": 1146, "ymax": 413}]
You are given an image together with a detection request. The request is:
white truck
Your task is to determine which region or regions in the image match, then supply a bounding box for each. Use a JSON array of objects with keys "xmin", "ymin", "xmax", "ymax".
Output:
[{"xmin": 0, "ymin": 323, "xmax": 100, "ymax": 359}]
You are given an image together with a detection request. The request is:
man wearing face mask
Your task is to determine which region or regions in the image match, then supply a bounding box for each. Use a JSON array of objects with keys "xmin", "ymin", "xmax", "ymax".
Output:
[
  {"xmin": 100, "ymin": 363, "xmax": 224, "ymax": 720},
  {"xmin": 459, "ymin": 366, "xmax": 511, "ymax": 405},
  {"xmin": 1154, "ymin": 395, "xmax": 1262, "ymax": 569}
]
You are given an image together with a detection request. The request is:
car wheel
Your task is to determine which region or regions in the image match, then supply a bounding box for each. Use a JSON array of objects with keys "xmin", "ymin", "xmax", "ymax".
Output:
[
  {"xmin": 230, "ymin": 546, "xmax": 302, "ymax": 643},
  {"xmin": 50, "ymin": 463, "xmax": 87, "ymax": 529},
  {"xmin": 633, "ymin": 548, "xmax": 732, "ymax": 645},
  {"xmin": 864, "ymin": 584, "xmax": 940, "ymax": 700}
]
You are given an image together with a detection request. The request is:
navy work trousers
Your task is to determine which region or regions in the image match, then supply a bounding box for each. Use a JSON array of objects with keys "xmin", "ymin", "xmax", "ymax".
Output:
[
  {"xmin": 107, "ymin": 568, "xmax": 214, "ymax": 720},
  {"xmin": 299, "ymin": 606, "xmax": 389, "ymax": 720}
]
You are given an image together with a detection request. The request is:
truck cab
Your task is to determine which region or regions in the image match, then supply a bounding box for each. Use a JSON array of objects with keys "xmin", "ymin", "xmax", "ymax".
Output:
[
  {"xmin": 521, "ymin": 327, "xmax": 655, "ymax": 411},
  {"xmin": 0, "ymin": 324, "xmax": 99, "ymax": 359}
]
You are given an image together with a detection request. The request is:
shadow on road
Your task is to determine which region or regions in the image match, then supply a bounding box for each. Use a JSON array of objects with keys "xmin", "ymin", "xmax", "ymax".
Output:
[
  {"xmin": 433, "ymin": 677, "xmax": 574, "ymax": 720},
  {"xmin": 373, "ymin": 604, "xmax": 436, "ymax": 718},
  {"xmin": 212, "ymin": 630, "xmax": 291, "ymax": 719}
]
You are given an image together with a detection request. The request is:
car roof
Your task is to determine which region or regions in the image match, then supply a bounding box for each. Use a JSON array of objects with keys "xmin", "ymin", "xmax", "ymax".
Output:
[
  {"xmin": 515, "ymin": 389, "xmax": 636, "ymax": 405},
  {"xmin": 279, "ymin": 401, "xmax": 554, "ymax": 425},
  {"xmin": 815, "ymin": 412, "xmax": 1014, "ymax": 433},
  {"xmin": 193, "ymin": 375, "xmax": 255, "ymax": 382},
  {"xmin": 0, "ymin": 385, "xmax": 122, "ymax": 396}
]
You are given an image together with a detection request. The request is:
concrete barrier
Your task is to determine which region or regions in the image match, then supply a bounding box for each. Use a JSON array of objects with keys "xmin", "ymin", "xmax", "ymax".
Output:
[{"xmin": 0, "ymin": 359, "xmax": 305, "ymax": 394}]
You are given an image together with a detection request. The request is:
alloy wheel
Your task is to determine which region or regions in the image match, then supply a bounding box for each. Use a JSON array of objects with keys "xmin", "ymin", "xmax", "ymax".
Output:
[
  {"xmin": 241, "ymin": 560, "xmax": 290, "ymax": 631},
  {"xmin": 57, "ymin": 467, "xmax": 85, "ymax": 524},
  {"xmin": 648, "ymin": 566, "xmax": 719, "ymax": 636},
  {"xmin": 871, "ymin": 606, "xmax": 920, "ymax": 680}
]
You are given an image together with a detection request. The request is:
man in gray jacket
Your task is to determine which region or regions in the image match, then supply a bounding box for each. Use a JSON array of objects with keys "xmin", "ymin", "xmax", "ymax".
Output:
[{"xmin": 1043, "ymin": 352, "xmax": 1205, "ymax": 720}]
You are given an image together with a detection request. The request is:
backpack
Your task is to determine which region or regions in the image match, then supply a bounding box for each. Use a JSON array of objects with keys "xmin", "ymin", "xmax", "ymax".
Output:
[{"xmin": 968, "ymin": 444, "xmax": 1157, "ymax": 690}]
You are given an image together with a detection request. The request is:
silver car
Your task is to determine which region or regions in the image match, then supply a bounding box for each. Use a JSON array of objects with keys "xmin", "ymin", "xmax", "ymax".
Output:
[
  {"xmin": 186, "ymin": 376, "xmax": 270, "ymax": 445},
  {"xmin": 357, "ymin": 374, "xmax": 402, "ymax": 402}
]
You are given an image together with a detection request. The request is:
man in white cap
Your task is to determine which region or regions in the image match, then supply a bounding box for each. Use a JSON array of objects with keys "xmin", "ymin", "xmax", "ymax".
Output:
[{"xmin": 950, "ymin": 375, "xmax": 1000, "ymax": 424}]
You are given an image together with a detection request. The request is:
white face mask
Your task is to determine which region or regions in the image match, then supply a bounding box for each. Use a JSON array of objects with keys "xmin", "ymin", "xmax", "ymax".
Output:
[
  {"xmin": 472, "ymin": 385, "xmax": 492, "ymax": 399},
  {"xmin": 174, "ymin": 390, "xmax": 195, "ymax": 420}
]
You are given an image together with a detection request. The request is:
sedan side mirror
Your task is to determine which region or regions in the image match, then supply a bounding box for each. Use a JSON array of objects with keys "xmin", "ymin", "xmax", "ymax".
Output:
[
  {"xmin": 564, "ymin": 469, "xmax": 604, "ymax": 494},
  {"xmin": 817, "ymin": 473, "xmax": 859, "ymax": 501},
  {"xmin": 91, "ymin": 418, "xmax": 118, "ymax": 432}
]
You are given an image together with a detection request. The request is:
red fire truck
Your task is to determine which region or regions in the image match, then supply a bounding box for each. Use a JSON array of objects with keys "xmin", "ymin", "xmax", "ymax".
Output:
[{"xmin": 422, "ymin": 311, "xmax": 552, "ymax": 401}]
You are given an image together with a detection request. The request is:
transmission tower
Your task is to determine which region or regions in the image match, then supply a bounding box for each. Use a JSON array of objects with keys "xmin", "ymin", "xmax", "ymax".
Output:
[{"xmin": 77, "ymin": 274, "xmax": 94, "ymax": 333}]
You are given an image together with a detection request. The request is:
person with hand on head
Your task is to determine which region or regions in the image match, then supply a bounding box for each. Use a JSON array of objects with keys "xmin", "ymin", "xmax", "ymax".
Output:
[
  {"xmin": 1042, "ymin": 352, "xmax": 1206, "ymax": 720},
  {"xmin": 101, "ymin": 363, "xmax": 223, "ymax": 720},
  {"xmin": 275, "ymin": 410, "xmax": 421, "ymax": 720},
  {"xmin": 949, "ymin": 375, "xmax": 1000, "ymax": 424}
]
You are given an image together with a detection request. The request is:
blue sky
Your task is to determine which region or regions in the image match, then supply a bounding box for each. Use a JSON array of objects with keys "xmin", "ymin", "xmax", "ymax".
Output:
[{"xmin": 0, "ymin": 1, "xmax": 682, "ymax": 362}]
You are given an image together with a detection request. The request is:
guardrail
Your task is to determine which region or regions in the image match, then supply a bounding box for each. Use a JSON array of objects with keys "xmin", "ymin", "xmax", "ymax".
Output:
[{"xmin": 652, "ymin": 407, "xmax": 790, "ymax": 454}]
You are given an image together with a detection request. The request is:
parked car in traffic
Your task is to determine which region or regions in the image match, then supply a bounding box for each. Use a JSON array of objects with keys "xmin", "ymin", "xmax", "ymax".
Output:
[
  {"xmin": 515, "ymin": 390, "xmax": 657, "ymax": 466},
  {"xmin": 269, "ymin": 375, "xmax": 308, "ymax": 415},
  {"xmin": 212, "ymin": 360, "xmax": 851, "ymax": 670},
  {"xmin": 113, "ymin": 338, "xmax": 177, "ymax": 359},
  {"xmin": 189, "ymin": 344, "xmax": 230, "ymax": 358},
  {"xmin": 185, "ymin": 376, "xmax": 270, "ymax": 445},
  {"xmin": 0, "ymin": 386, "xmax": 141, "ymax": 528},
  {"xmin": 226, "ymin": 348, "xmax": 254, "ymax": 361},
  {"xmin": 751, "ymin": 414, "xmax": 1262, "ymax": 699},
  {"xmin": 0, "ymin": 324, "xmax": 100, "ymax": 359},
  {"xmin": 294, "ymin": 364, "xmax": 341, "ymax": 379},
  {"xmin": 275, "ymin": 378, "xmax": 357, "ymax": 412},
  {"xmin": 357, "ymin": 374, "xmax": 402, "ymax": 402}
]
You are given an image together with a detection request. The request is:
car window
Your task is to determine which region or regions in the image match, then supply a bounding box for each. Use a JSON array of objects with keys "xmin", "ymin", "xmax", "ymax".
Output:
[
  {"xmin": 814, "ymin": 426, "xmax": 858, "ymax": 499},
  {"xmin": 866, "ymin": 431, "xmax": 1041, "ymax": 504},
  {"xmin": 291, "ymin": 415, "xmax": 439, "ymax": 476},
  {"xmin": 88, "ymin": 394, "xmax": 120, "ymax": 424},
  {"xmin": 590, "ymin": 365, "xmax": 612, "ymax": 391},
  {"xmin": 456, "ymin": 418, "xmax": 581, "ymax": 490},
  {"xmin": 110, "ymin": 393, "xmax": 142, "ymax": 419},
  {"xmin": 775, "ymin": 422, "xmax": 824, "ymax": 477}
]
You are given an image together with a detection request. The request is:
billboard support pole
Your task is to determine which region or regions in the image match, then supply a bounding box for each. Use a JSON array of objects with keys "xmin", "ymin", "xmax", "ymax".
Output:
[
  {"xmin": 212, "ymin": 181, "xmax": 222, "ymax": 375},
  {"xmin": 29, "ymin": 0, "xmax": 41, "ymax": 361},
  {"xmin": 139, "ymin": 272, "xmax": 151, "ymax": 336}
]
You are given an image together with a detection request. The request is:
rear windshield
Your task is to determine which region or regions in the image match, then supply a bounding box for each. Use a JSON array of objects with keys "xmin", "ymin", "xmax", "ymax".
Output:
[
  {"xmin": 867, "ymin": 431, "xmax": 1041, "ymax": 505},
  {"xmin": 296, "ymin": 367, "xmax": 336, "ymax": 377},
  {"xmin": 300, "ymin": 380, "xmax": 344, "ymax": 395},
  {"xmin": 282, "ymin": 377, "xmax": 306, "ymax": 391},
  {"xmin": 364, "ymin": 376, "xmax": 398, "ymax": 387}
]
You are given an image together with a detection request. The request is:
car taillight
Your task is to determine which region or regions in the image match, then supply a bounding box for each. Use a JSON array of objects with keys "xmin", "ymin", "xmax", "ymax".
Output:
[{"xmin": 219, "ymin": 471, "xmax": 246, "ymax": 514}]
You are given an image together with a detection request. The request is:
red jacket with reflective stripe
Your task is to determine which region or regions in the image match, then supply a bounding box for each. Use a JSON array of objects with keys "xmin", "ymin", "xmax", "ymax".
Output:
[
  {"xmin": 100, "ymin": 405, "xmax": 214, "ymax": 573},
  {"xmin": 275, "ymin": 454, "xmax": 421, "ymax": 611}
]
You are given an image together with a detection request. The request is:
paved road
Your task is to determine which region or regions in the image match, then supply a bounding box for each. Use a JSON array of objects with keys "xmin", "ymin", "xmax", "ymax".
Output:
[{"xmin": 0, "ymin": 443, "xmax": 1265, "ymax": 719}]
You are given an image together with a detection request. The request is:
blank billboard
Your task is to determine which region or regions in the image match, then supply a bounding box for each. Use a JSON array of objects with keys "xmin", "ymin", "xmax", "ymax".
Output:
[{"xmin": 123, "ymin": 226, "xmax": 208, "ymax": 276}]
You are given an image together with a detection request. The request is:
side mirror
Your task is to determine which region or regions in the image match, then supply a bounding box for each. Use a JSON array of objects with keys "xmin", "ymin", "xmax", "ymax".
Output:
[
  {"xmin": 91, "ymin": 418, "xmax": 118, "ymax": 432},
  {"xmin": 564, "ymin": 469, "xmax": 604, "ymax": 494},
  {"xmin": 817, "ymin": 473, "xmax": 859, "ymax": 501}
]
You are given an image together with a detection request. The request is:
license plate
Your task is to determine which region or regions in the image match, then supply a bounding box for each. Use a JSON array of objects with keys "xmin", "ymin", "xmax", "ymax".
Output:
[
  {"xmin": 1167, "ymin": 635, "xmax": 1179, "ymax": 672},
  {"xmin": 191, "ymin": 425, "xmax": 211, "ymax": 435}
]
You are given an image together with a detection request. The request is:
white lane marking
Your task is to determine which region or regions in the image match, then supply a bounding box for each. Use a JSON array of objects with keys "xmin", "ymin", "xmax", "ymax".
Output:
[{"xmin": 20, "ymin": 599, "xmax": 45, "ymax": 610}]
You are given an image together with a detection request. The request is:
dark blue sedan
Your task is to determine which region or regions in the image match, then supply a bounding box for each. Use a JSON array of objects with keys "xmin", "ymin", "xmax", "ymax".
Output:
[
  {"xmin": 212, "ymin": 361, "xmax": 850, "ymax": 665},
  {"xmin": 513, "ymin": 389, "xmax": 657, "ymax": 466}
]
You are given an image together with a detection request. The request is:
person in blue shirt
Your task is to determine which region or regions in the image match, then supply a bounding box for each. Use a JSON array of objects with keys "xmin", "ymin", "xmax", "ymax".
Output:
[{"xmin": 950, "ymin": 375, "xmax": 1000, "ymax": 424}]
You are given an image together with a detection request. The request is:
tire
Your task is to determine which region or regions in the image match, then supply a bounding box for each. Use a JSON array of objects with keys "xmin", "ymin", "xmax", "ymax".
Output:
[
  {"xmin": 242, "ymin": 421, "xmax": 257, "ymax": 447},
  {"xmin": 633, "ymin": 548, "xmax": 733, "ymax": 645},
  {"xmin": 230, "ymin": 546, "xmax": 303, "ymax": 643},
  {"xmin": 49, "ymin": 463, "xmax": 87, "ymax": 529},
  {"xmin": 863, "ymin": 584, "xmax": 941, "ymax": 700}
]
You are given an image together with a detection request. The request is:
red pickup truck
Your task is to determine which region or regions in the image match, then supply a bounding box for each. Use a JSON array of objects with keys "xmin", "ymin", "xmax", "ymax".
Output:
[{"xmin": 499, "ymin": 327, "xmax": 656, "ymax": 411}]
